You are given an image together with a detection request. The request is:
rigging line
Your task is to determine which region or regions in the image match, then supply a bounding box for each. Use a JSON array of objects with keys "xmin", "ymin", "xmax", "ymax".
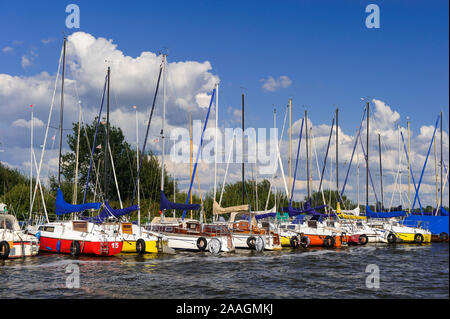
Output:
[
  {"xmin": 310, "ymin": 128, "xmax": 328, "ymax": 214},
  {"xmin": 182, "ymin": 88, "xmax": 216, "ymax": 220},
  {"xmin": 219, "ymin": 132, "xmax": 236, "ymax": 206},
  {"xmin": 317, "ymin": 116, "xmax": 335, "ymax": 197},
  {"xmin": 82, "ymin": 74, "xmax": 108, "ymax": 204},
  {"xmin": 131, "ymin": 60, "xmax": 163, "ymax": 206},
  {"xmin": 30, "ymin": 44, "xmax": 63, "ymax": 220},
  {"xmin": 340, "ymin": 107, "xmax": 367, "ymax": 199},
  {"xmin": 289, "ymin": 117, "xmax": 304, "ymax": 205},
  {"xmin": 358, "ymin": 133, "xmax": 380, "ymax": 206},
  {"xmin": 411, "ymin": 115, "xmax": 440, "ymax": 212},
  {"xmin": 264, "ymin": 105, "xmax": 289, "ymax": 211}
]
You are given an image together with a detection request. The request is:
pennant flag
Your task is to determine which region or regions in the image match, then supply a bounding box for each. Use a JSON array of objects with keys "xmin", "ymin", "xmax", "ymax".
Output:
[
  {"xmin": 30, "ymin": 104, "xmax": 34, "ymax": 108},
  {"xmin": 96, "ymin": 144, "xmax": 102, "ymax": 149},
  {"xmin": 51, "ymin": 135, "xmax": 56, "ymax": 141}
]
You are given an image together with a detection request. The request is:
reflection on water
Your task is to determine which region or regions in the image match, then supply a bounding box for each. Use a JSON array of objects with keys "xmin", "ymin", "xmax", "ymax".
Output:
[{"xmin": 1, "ymin": 244, "xmax": 448, "ymax": 299}]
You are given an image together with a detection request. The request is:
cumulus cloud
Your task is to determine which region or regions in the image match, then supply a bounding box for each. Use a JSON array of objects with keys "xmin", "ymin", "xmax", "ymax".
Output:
[
  {"xmin": 12, "ymin": 117, "xmax": 45, "ymax": 129},
  {"xmin": 260, "ymin": 75, "xmax": 292, "ymax": 92},
  {"xmin": 2, "ymin": 46, "xmax": 13, "ymax": 54},
  {"xmin": 21, "ymin": 55, "xmax": 32, "ymax": 68}
]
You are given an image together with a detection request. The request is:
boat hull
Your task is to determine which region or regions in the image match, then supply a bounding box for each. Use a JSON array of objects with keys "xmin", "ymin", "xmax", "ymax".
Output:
[
  {"xmin": 38, "ymin": 236, "xmax": 123, "ymax": 256},
  {"xmin": 4, "ymin": 241, "xmax": 40, "ymax": 258},
  {"xmin": 122, "ymin": 239, "xmax": 158, "ymax": 253}
]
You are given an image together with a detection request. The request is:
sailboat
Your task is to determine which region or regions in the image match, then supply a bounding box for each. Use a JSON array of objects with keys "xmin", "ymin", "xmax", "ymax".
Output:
[
  {"xmin": 403, "ymin": 112, "xmax": 449, "ymax": 242},
  {"xmin": 359, "ymin": 102, "xmax": 431, "ymax": 244},
  {"xmin": 26, "ymin": 38, "xmax": 123, "ymax": 257},
  {"xmin": 1, "ymin": 203, "xmax": 40, "ymax": 259}
]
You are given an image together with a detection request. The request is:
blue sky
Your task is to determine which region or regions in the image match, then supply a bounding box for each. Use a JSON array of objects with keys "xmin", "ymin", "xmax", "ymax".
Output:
[
  {"xmin": 0, "ymin": 1, "xmax": 448, "ymax": 206},
  {"xmin": 1, "ymin": 0, "xmax": 448, "ymax": 132}
]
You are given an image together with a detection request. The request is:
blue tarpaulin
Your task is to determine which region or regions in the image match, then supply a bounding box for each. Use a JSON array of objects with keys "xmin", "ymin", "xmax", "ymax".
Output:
[
  {"xmin": 55, "ymin": 188, "xmax": 101, "ymax": 215},
  {"xmin": 255, "ymin": 212, "xmax": 277, "ymax": 220},
  {"xmin": 160, "ymin": 191, "xmax": 200, "ymax": 211},
  {"xmin": 365, "ymin": 206, "xmax": 406, "ymax": 218},
  {"xmin": 99, "ymin": 201, "xmax": 139, "ymax": 219}
]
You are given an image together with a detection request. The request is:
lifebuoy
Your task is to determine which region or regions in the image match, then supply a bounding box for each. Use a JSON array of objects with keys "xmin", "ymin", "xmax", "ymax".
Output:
[
  {"xmin": 0, "ymin": 241, "xmax": 10, "ymax": 259},
  {"xmin": 324, "ymin": 236, "xmax": 335, "ymax": 248},
  {"xmin": 359, "ymin": 234, "xmax": 368, "ymax": 245},
  {"xmin": 70, "ymin": 240, "xmax": 81, "ymax": 257},
  {"xmin": 414, "ymin": 233, "xmax": 424, "ymax": 243},
  {"xmin": 247, "ymin": 236, "xmax": 256, "ymax": 250},
  {"xmin": 290, "ymin": 236, "xmax": 299, "ymax": 248},
  {"xmin": 439, "ymin": 232, "xmax": 449, "ymax": 241},
  {"xmin": 136, "ymin": 239, "xmax": 146, "ymax": 254},
  {"xmin": 196, "ymin": 237, "xmax": 207, "ymax": 251},
  {"xmin": 300, "ymin": 236, "xmax": 310, "ymax": 248},
  {"xmin": 387, "ymin": 233, "xmax": 396, "ymax": 244}
]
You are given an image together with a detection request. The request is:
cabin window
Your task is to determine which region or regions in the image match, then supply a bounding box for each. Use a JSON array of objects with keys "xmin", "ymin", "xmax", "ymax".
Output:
[
  {"xmin": 72, "ymin": 221, "xmax": 88, "ymax": 233},
  {"xmin": 188, "ymin": 223, "xmax": 198, "ymax": 230},
  {"xmin": 121, "ymin": 223, "xmax": 133, "ymax": 235},
  {"xmin": 288, "ymin": 225, "xmax": 295, "ymax": 230},
  {"xmin": 307, "ymin": 220, "xmax": 317, "ymax": 228},
  {"xmin": 38, "ymin": 226, "xmax": 55, "ymax": 232}
]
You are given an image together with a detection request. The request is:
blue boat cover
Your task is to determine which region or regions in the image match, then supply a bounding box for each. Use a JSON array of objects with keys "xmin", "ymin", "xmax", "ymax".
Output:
[
  {"xmin": 282, "ymin": 200, "xmax": 328, "ymax": 217},
  {"xmin": 255, "ymin": 212, "xmax": 277, "ymax": 220},
  {"xmin": 160, "ymin": 191, "xmax": 200, "ymax": 211},
  {"xmin": 365, "ymin": 206, "xmax": 406, "ymax": 218},
  {"xmin": 98, "ymin": 201, "xmax": 139, "ymax": 219},
  {"xmin": 55, "ymin": 188, "xmax": 102, "ymax": 215}
]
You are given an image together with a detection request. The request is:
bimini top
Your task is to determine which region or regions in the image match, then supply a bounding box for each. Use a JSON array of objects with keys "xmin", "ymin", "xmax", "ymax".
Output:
[
  {"xmin": 55, "ymin": 188, "xmax": 102, "ymax": 215},
  {"xmin": 365, "ymin": 206, "xmax": 406, "ymax": 218},
  {"xmin": 160, "ymin": 191, "xmax": 200, "ymax": 211}
]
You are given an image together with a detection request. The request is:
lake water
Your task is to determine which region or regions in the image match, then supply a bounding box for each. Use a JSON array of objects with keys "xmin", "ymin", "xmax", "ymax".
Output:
[{"xmin": 1, "ymin": 243, "xmax": 448, "ymax": 299}]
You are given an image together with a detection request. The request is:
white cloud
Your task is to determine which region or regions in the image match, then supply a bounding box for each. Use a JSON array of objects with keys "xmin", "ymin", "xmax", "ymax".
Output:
[
  {"xmin": 260, "ymin": 75, "xmax": 292, "ymax": 92},
  {"xmin": 41, "ymin": 38, "xmax": 55, "ymax": 44},
  {"xmin": 12, "ymin": 117, "xmax": 45, "ymax": 129},
  {"xmin": 21, "ymin": 55, "xmax": 32, "ymax": 68},
  {"xmin": 2, "ymin": 46, "xmax": 13, "ymax": 54}
]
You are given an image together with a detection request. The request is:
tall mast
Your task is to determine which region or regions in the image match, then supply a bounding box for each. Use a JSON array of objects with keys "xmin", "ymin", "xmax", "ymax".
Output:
[
  {"xmin": 336, "ymin": 108, "xmax": 339, "ymax": 192},
  {"xmin": 134, "ymin": 105, "xmax": 140, "ymax": 225},
  {"xmin": 434, "ymin": 134, "xmax": 439, "ymax": 208},
  {"xmin": 30, "ymin": 106, "xmax": 33, "ymax": 217},
  {"xmin": 378, "ymin": 133, "xmax": 384, "ymax": 210},
  {"xmin": 242, "ymin": 93, "xmax": 245, "ymax": 205},
  {"xmin": 189, "ymin": 112, "xmax": 193, "ymax": 219},
  {"xmin": 407, "ymin": 117, "xmax": 411, "ymax": 214},
  {"xmin": 305, "ymin": 110, "xmax": 310, "ymax": 200},
  {"xmin": 57, "ymin": 37, "xmax": 66, "ymax": 188},
  {"xmin": 440, "ymin": 111, "xmax": 443, "ymax": 210},
  {"xmin": 161, "ymin": 55, "xmax": 167, "ymax": 194},
  {"xmin": 289, "ymin": 99, "xmax": 292, "ymax": 200},
  {"xmin": 104, "ymin": 66, "xmax": 110, "ymax": 201},
  {"xmin": 214, "ymin": 82, "xmax": 219, "ymax": 202},
  {"xmin": 366, "ymin": 102, "xmax": 369, "ymax": 209},
  {"xmin": 73, "ymin": 105, "xmax": 82, "ymax": 204}
]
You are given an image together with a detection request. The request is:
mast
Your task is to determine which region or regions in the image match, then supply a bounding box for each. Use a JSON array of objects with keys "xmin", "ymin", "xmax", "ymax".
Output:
[
  {"xmin": 57, "ymin": 37, "xmax": 66, "ymax": 188},
  {"xmin": 407, "ymin": 117, "xmax": 411, "ymax": 214},
  {"xmin": 366, "ymin": 102, "xmax": 369, "ymax": 209},
  {"xmin": 104, "ymin": 66, "xmax": 110, "ymax": 201},
  {"xmin": 30, "ymin": 106, "xmax": 33, "ymax": 217},
  {"xmin": 242, "ymin": 93, "xmax": 245, "ymax": 205},
  {"xmin": 134, "ymin": 105, "xmax": 140, "ymax": 225},
  {"xmin": 440, "ymin": 111, "xmax": 443, "ymax": 210},
  {"xmin": 434, "ymin": 134, "xmax": 439, "ymax": 208},
  {"xmin": 305, "ymin": 110, "xmax": 310, "ymax": 200},
  {"xmin": 214, "ymin": 82, "xmax": 219, "ymax": 202},
  {"xmin": 161, "ymin": 55, "xmax": 167, "ymax": 194},
  {"xmin": 189, "ymin": 112, "xmax": 193, "ymax": 219},
  {"xmin": 378, "ymin": 133, "xmax": 384, "ymax": 210},
  {"xmin": 289, "ymin": 99, "xmax": 292, "ymax": 200},
  {"xmin": 336, "ymin": 107, "xmax": 339, "ymax": 193},
  {"xmin": 73, "ymin": 105, "xmax": 82, "ymax": 204}
]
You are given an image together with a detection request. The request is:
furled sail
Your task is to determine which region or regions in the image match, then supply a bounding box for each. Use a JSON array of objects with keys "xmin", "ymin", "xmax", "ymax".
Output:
[
  {"xmin": 212, "ymin": 200, "xmax": 249, "ymax": 215},
  {"xmin": 98, "ymin": 201, "xmax": 139, "ymax": 219},
  {"xmin": 160, "ymin": 191, "xmax": 200, "ymax": 211},
  {"xmin": 365, "ymin": 206, "xmax": 406, "ymax": 218},
  {"xmin": 55, "ymin": 188, "xmax": 101, "ymax": 215}
]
